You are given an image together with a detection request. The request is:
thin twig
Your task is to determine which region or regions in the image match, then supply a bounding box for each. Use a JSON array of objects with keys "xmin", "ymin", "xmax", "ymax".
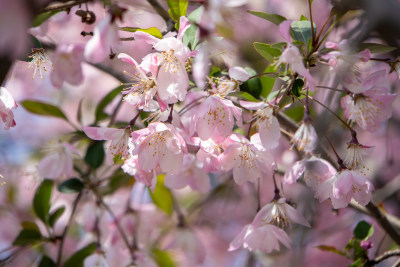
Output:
[
  {"xmin": 368, "ymin": 249, "xmax": 400, "ymax": 265},
  {"xmin": 39, "ymin": 0, "xmax": 91, "ymax": 13},
  {"xmin": 146, "ymin": 0, "xmax": 170, "ymax": 22}
]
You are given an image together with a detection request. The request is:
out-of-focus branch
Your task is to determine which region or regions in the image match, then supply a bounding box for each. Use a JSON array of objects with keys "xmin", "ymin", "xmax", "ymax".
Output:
[
  {"xmin": 146, "ymin": 0, "xmax": 170, "ymax": 22},
  {"xmin": 39, "ymin": 0, "xmax": 92, "ymax": 13},
  {"xmin": 368, "ymin": 249, "xmax": 400, "ymax": 265}
]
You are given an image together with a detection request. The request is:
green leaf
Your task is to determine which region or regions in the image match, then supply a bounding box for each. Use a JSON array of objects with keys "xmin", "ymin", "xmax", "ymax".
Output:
[
  {"xmin": 300, "ymin": 15, "xmax": 308, "ymax": 21},
  {"xmin": 152, "ymin": 249, "xmax": 175, "ymax": 267},
  {"xmin": 182, "ymin": 6, "xmax": 204, "ymax": 50},
  {"xmin": 285, "ymin": 105, "xmax": 304, "ymax": 123},
  {"xmin": 228, "ymin": 91, "xmax": 259, "ymax": 102},
  {"xmin": 253, "ymin": 42, "xmax": 282, "ymax": 63},
  {"xmin": 167, "ymin": 0, "xmax": 188, "ymax": 21},
  {"xmin": 33, "ymin": 11, "xmax": 60, "ymax": 27},
  {"xmin": 21, "ymin": 221, "xmax": 40, "ymax": 232},
  {"xmin": 315, "ymin": 245, "xmax": 347, "ymax": 257},
  {"xmin": 353, "ymin": 220, "xmax": 374, "ymax": 240},
  {"xmin": 95, "ymin": 86, "xmax": 123, "ymax": 122},
  {"xmin": 292, "ymin": 78, "xmax": 304, "ymax": 97},
  {"xmin": 349, "ymin": 258, "xmax": 364, "ymax": 267},
  {"xmin": 238, "ymin": 68, "xmax": 261, "ymax": 99},
  {"xmin": 77, "ymin": 98, "xmax": 84, "ymax": 125},
  {"xmin": 21, "ymin": 100, "xmax": 68, "ymax": 121},
  {"xmin": 48, "ymin": 206, "xmax": 66, "ymax": 227},
  {"xmin": 247, "ymin": 11, "xmax": 286, "ymax": 25},
  {"xmin": 58, "ymin": 178, "xmax": 85, "ymax": 194},
  {"xmin": 38, "ymin": 255, "xmax": 56, "ymax": 267},
  {"xmin": 120, "ymin": 27, "xmax": 163, "ymax": 39},
  {"xmin": 260, "ymin": 65, "xmax": 277, "ymax": 98},
  {"xmin": 63, "ymin": 242, "xmax": 97, "ymax": 267},
  {"xmin": 357, "ymin": 43, "xmax": 397, "ymax": 54},
  {"xmin": 84, "ymin": 141, "xmax": 105, "ymax": 169},
  {"xmin": 12, "ymin": 229, "xmax": 42, "ymax": 246},
  {"xmin": 291, "ymin": 20, "xmax": 316, "ymax": 45},
  {"xmin": 100, "ymin": 169, "xmax": 133, "ymax": 195},
  {"xmin": 33, "ymin": 179, "xmax": 53, "ymax": 224},
  {"xmin": 149, "ymin": 174, "xmax": 173, "ymax": 215}
]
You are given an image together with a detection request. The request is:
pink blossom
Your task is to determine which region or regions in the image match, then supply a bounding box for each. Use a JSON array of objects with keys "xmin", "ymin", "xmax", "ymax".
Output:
[
  {"xmin": 165, "ymin": 154, "xmax": 210, "ymax": 192},
  {"xmin": 344, "ymin": 140, "xmax": 374, "ymax": 170},
  {"xmin": 191, "ymin": 95, "xmax": 242, "ymax": 141},
  {"xmin": 118, "ymin": 53, "xmax": 158, "ymax": 109},
  {"xmin": 291, "ymin": 121, "xmax": 318, "ymax": 153},
  {"xmin": 84, "ymin": 253, "xmax": 109, "ymax": 267},
  {"xmin": 38, "ymin": 142, "xmax": 79, "ymax": 179},
  {"xmin": 240, "ymin": 100, "xmax": 280, "ymax": 149},
  {"xmin": 131, "ymin": 122, "xmax": 187, "ymax": 175},
  {"xmin": 51, "ymin": 43, "xmax": 85, "ymax": 88},
  {"xmin": 83, "ymin": 126, "xmax": 131, "ymax": 160},
  {"xmin": 341, "ymin": 72, "xmax": 396, "ymax": 132},
  {"xmin": 315, "ymin": 169, "xmax": 374, "ymax": 209},
  {"xmin": 84, "ymin": 14, "xmax": 120, "ymax": 63},
  {"xmin": 229, "ymin": 224, "xmax": 291, "ymax": 253},
  {"xmin": 219, "ymin": 133, "xmax": 274, "ymax": 185},
  {"xmin": 284, "ymin": 156, "xmax": 336, "ymax": 190},
  {"xmin": 122, "ymin": 155, "xmax": 156, "ymax": 189},
  {"xmin": 0, "ymin": 87, "xmax": 17, "ymax": 130},
  {"xmin": 196, "ymin": 137, "xmax": 235, "ymax": 173}
]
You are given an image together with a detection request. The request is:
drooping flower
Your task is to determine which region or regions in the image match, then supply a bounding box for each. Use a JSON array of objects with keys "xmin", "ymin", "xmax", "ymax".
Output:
[
  {"xmin": 83, "ymin": 126, "xmax": 131, "ymax": 161},
  {"xmin": 51, "ymin": 43, "xmax": 85, "ymax": 88},
  {"xmin": 315, "ymin": 169, "xmax": 374, "ymax": 209},
  {"xmin": 291, "ymin": 120, "xmax": 318, "ymax": 153},
  {"xmin": 0, "ymin": 87, "xmax": 17, "ymax": 130},
  {"xmin": 28, "ymin": 48, "xmax": 54, "ymax": 79},
  {"xmin": 240, "ymin": 100, "xmax": 280, "ymax": 149},
  {"xmin": 164, "ymin": 154, "xmax": 210, "ymax": 192},
  {"xmin": 131, "ymin": 122, "xmax": 187, "ymax": 175},
  {"xmin": 118, "ymin": 53, "xmax": 159, "ymax": 109},
  {"xmin": 84, "ymin": 252, "xmax": 109, "ymax": 267},
  {"xmin": 284, "ymin": 156, "xmax": 336, "ymax": 190},
  {"xmin": 219, "ymin": 133, "xmax": 274, "ymax": 185},
  {"xmin": 344, "ymin": 137, "xmax": 373, "ymax": 171},
  {"xmin": 37, "ymin": 141, "xmax": 79, "ymax": 179}
]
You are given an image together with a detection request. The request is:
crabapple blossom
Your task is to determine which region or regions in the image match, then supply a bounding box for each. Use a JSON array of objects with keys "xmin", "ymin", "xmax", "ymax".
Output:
[
  {"xmin": 118, "ymin": 53, "xmax": 159, "ymax": 109},
  {"xmin": 50, "ymin": 43, "xmax": 84, "ymax": 88},
  {"xmin": 122, "ymin": 155, "xmax": 156, "ymax": 189},
  {"xmin": 131, "ymin": 122, "xmax": 187, "ymax": 175},
  {"xmin": 344, "ymin": 137, "xmax": 374, "ymax": 171},
  {"xmin": 315, "ymin": 169, "xmax": 374, "ymax": 209},
  {"xmin": 284, "ymin": 156, "xmax": 336, "ymax": 190},
  {"xmin": 219, "ymin": 133, "xmax": 274, "ymax": 185},
  {"xmin": 28, "ymin": 48, "xmax": 54, "ymax": 79},
  {"xmin": 83, "ymin": 126, "xmax": 131, "ymax": 160},
  {"xmin": 37, "ymin": 141, "xmax": 79, "ymax": 179},
  {"xmin": 291, "ymin": 120, "xmax": 318, "ymax": 153},
  {"xmin": 240, "ymin": 100, "xmax": 280, "ymax": 149},
  {"xmin": 0, "ymin": 86, "xmax": 17, "ymax": 130}
]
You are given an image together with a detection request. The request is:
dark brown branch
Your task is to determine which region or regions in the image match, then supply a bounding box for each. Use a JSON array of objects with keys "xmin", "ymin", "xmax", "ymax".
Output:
[
  {"xmin": 368, "ymin": 249, "xmax": 400, "ymax": 265},
  {"xmin": 146, "ymin": 0, "xmax": 170, "ymax": 22},
  {"xmin": 39, "ymin": 0, "xmax": 91, "ymax": 13}
]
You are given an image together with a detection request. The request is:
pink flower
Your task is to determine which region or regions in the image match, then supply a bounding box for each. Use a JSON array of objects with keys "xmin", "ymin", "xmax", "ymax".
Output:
[
  {"xmin": 229, "ymin": 224, "xmax": 291, "ymax": 253},
  {"xmin": 122, "ymin": 155, "xmax": 156, "ymax": 189},
  {"xmin": 219, "ymin": 133, "xmax": 274, "ymax": 185},
  {"xmin": 191, "ymin": 95, "xmax": 242, "ymax": 141},
  {"xmin": 0, "ymin": 87, "xmax": 17, "ymax": 130},
  {"xmin": 51, "ymin": 43, "xmax": 85, "ymax": 88},
  {"xmin": 84, "ymin": 14, "xmax": 120, "ymax": 63},
  {"xmin": 84, "ymin": 253, "xmax": 109, "ymax": 267},
  {"xmin": 284, "ymin": 156, "xmax": 336, "ymax": 190},
  {"xmin": 83, "ymin": 126, "xmax": 131, "ymax": 160},
  {"xmin": 315, "ymin": 169, "xmax": 374, "ymax": 209},
  {"xmin": 165, "ymin": 154, "xmax": 210, "ymax": 192},
  {"xmin": 118, "ymin": 53, "xmax": 158, "ymax": 109},
  {"xmin": 240, "ymin": 100, "xmax": 280, "ymax": 149},
  {"xmin": 341, "ymin": 71, "xmax": 396, "ymax": 132},
  {"xmin": 344, "ymin": 139, "xmax": 373, "ymax": 171},
  {"xmin": 131, "ymin": 122, "xmax": 187, "ymax": 175},
  {"xmin": 195, "ymin": 137, "xmax": 235, "ymax": 173},
  {"xmin": 291, "ymin": 121, "xmax": 318, "ymax": 153},
  {"xmin": 38, "ymin": 141, "xmax": 79, "ymax": 179}
]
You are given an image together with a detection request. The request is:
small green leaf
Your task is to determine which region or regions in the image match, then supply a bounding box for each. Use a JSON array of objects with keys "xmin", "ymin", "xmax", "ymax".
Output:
[
  {"xmin": 152, "ymin": 249, "xmax": 175, "ymax": 267},
  {"xmin": 291, "ymin": 20, "xmax": 316, "ymax": 45},
  {"xmin": 12, "ymin": 229, "xmax": 42, "ymax": 246},
  {"xmin": 357, "ymin": 43, "xmax": 397, "ymax": 54},
  {"xmin": 300, "ymin": 15, "xmax": 308, "ymax": 21},
  {"xmin": 167, "ymin": 0, "xmax": 188, "ymax": 21},
  {"xmin": 292, "ymin": 78, "xmax": 304, "ymax": 97},
  {"xmin": 48, "ymin": 206, "xmax": 66, "ymax": 227},
  {"xmin": 77, "ymin": 98, "xmax": 84, "ymax": 124},
  {"xmin": 260, "ymin": 65, "xmax": 277, "ymax": 98},
  {"xmin": 228, "ymin": 91, "xmax": 259, "ymax": 102},
  {"xmin": 58, "ymin": 178, "xmax": 85, "ymax": 194},
  {"xmin": 149, "ymin": 174, "xmax": 173, "ymax": 215},
  {"xmin": 100, "ymin": 169, "xmax": 133, "ymax": 195},
  {"xmin": 349, "ymin": 258, "xmax": 364, "ymax": 267},
  {"xmin": 353, "ymin": 220, "xmax": 374, "ymax": 240},
  {"xmin": 63, "ymin": 242, "xmax": 97, "ymax": 267},
  {"xmin": 33, "ymin": 179, "xmax": 53, "ymax": 224},
  {"xmin": 95, "ymin": 86, "xmax": 123, "ymax": 122},
  {"xmin": 38, "ymin": 255, "xmax": 56, "ymax": 267},
  {"xmin": 315, "ymin": 245, "xmax": 347, "ymax": 257},
  {"xmin": 84, "ymin": 141, "xmax": 105, "ymax": 169},
  {"xmin": 182, "ymin": 6, "xmax": 204, "ymax": 50},
  {"xmin": 285, "ymin": 105, "xmax": 304, "ymax": 123},
  {"xmin": 247, "ymin": 11, "xmax": 286, "ymax": 25},
  {"xmin": 33, "ymin": 11, "xmax": 60, "ymax": 27},
  {"xmin": 120, "ymin": 27, "xmax": 163, "ymax": 39},
  {"xmin": 21, "ymin": 221, "xmax": 40, "ymax": 232},
  {"xmin": 253, "ymin": 42, "xmax": 282, "ymax": 63},
  {"xmin": 21, "ymin": 100, "xmax": 68, "ymax": 121}
]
